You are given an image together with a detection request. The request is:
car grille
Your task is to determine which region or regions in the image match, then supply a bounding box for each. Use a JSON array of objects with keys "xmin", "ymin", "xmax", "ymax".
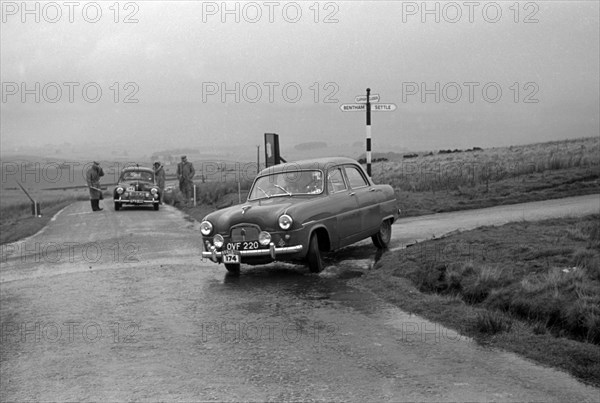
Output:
[{"xmin": 230, "ymin": 226, "xmax": 260, "ymax": 242}]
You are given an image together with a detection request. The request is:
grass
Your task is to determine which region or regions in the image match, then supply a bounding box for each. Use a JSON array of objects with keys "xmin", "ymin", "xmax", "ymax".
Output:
[
  {"xmin": 359, "ymin": 214, "xmax": 600, "ymax": 386},
  {"xmin": 0, "ymin": 193, "xmax": 91, "ymax": 244},
  {"xmin": 372, "ymin": 136, "xmax": 599, "ymax": 216}
]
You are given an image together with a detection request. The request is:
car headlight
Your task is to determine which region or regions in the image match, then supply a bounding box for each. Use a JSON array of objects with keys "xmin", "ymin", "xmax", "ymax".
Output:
[
  {"xmin": 116, "ymin": 187, "xmax": 124, "ymax": 194},
  {"xmin": 151, "ymin": 188, "xmax": 158, "ymax": 194},
  {"xmin": 258, "ymin": 231, "xmax": 271, "ymax": 246},
  {"xmin": 200, "ymin": 221, "xmax": 213, "ymax": 236},
  {"xmin": 213, "ymin": 234, "xmax": 224, "ymax": 248},
  {"xmin": 278, "ymin": 214, "xmax": 293, "ymax": 230}
]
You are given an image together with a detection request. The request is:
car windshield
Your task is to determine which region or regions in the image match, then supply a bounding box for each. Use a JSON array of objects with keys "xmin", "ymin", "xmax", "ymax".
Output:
[
  {"xmin": 121, "ymin": 171, "xmax": 154, "ymax": 182},
  {"xmin": 249, "ymin": 170, "xmax": 324, "ymax": 200}
]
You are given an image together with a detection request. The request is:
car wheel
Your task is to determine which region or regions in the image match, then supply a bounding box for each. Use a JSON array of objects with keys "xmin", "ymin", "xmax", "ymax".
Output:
[
  {"xmin": 306, "ymin": 233, "xmax": 324, "ymax": 273},
  {"xmin": 114, "ymin": 202, "xmax": 121, "ymax": 211},
  {"xmin": 153, "ymin": 203, "xmax": 159, "ymax": 211},
  {"xmin": 372, "ymin": 219, "xmax": 392, "ymax": 249},
  {"xmin": 224, "ymin": 264, "xmax": 240, "ymax": 274}
]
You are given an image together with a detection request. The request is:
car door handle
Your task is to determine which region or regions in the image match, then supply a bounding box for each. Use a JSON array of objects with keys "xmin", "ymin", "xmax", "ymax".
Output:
[
  {"xmin": 370, "ymin": 188, "xmax": 377, "ymax": 192},
  {"xmin": 349, "ymin": 192, "xmax": 355, "ymax": 196}
]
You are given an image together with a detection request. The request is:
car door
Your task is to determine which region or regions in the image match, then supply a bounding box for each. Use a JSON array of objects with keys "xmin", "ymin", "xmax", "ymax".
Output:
[
  {"xmin": 343, "ymin": 164, "xmax": 383, "ymax": 237},
  {"xmin": 326, "ymin": 166, "xmax": 361, "ymax": 248}
]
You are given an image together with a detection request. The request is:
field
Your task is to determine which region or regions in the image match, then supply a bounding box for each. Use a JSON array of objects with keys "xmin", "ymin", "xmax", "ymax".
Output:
[
  {"xmin": 358, "ymin": 214, "xmax": 600, "ymax": 386},
  {"xmin": 371, "ymin": 136, "xmax": 599, "ymax": 216}
]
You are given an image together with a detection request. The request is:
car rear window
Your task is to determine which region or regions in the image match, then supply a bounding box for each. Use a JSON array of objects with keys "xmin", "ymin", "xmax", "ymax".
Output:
[{"xmin": 344, "ymin": 165, "xmax": 368, "ymax": 188}]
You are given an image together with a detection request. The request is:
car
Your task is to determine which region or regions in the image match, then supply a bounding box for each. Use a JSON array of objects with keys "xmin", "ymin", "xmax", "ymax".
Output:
[
  {"xmin": 113, "ymin": 166, "xmax": 161, "ymax": 211},
  {"xmin": 200, "ymin": 157, "xmax": 399, "ymax": 274}
]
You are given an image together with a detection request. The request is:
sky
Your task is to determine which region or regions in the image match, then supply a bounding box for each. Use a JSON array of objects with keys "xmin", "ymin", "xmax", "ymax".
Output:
[{"xmin": 1, "ymin": 0, "xmax": 599, "ymax": 158}]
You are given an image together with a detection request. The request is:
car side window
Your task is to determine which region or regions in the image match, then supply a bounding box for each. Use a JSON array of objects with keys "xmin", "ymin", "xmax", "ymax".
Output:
[
  {"xmin": 344, "ymin": 165, "xmax": 369, "ymax": 189},
  {"xmin": 327, "ymin": 168, "xmax": 347, "ymax": 193}
]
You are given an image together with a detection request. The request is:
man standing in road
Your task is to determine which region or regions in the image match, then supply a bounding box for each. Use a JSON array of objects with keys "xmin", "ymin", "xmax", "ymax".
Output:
[
  {"xmin": 86, "ymin": 161, "xmax": 104, "ymax": 211},
  {"xmin": 153, "ymin": 161, "xmax": 166, "ymax": 204},
  {"xmin": 177, "ymin": 155, "xmax": 195, "ymax": 204}
]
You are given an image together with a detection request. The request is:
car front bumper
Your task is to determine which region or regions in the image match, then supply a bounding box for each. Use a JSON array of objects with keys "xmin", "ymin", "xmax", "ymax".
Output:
[
  {"xmin": 115, "ymin": 198, "xmax": 158, "ymax": 204},
  {"xmin": 202, "ymin": 243, "xmax": 303, "ymax": 263}
]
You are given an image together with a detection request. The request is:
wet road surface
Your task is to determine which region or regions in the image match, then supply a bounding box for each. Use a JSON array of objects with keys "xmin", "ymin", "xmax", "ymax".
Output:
[{"xmin": 1, "ymin": 195, "xmax": 599, "ymax": 401}]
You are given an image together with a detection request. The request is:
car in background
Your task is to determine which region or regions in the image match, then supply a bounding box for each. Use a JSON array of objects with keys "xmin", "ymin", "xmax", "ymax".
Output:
[
  {"xmin": 113, "ymin": 166, "xmax": 161, "ymax": 211},
  {"xmin": 200, "ymin": 157, "xmax": 399, "ymax": 274}
]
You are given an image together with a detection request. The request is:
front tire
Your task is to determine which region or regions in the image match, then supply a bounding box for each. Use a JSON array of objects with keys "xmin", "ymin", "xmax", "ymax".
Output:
[
  {"xmin": 153, "ymin": 203, "xmax": 159, "ymax": 211},
  {"xmin": 114, "ymin": 202, "xmax": 121, "ymax": 211},
  {"xmin": 224, "ymin": 264, "xmax": 240, "ymax": 274},
  {"xmin": 306, "ymin": 234, "xmax": 324, "ymax": 273},
  {"xmin": 372, "ymin": 220, "xmax": 392, "ymax": 249}
]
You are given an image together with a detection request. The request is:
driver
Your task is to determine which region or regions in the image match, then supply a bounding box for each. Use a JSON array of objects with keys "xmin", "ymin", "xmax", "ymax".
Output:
[{"xmin": 305, "ymin": 172, "xmax": 323, "ymax": 194}]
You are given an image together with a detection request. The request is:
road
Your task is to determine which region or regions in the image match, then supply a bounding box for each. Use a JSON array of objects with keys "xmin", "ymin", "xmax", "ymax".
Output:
[{"xmin": 1, "ymin": 195, "xmax": 599, "ymax": 402}]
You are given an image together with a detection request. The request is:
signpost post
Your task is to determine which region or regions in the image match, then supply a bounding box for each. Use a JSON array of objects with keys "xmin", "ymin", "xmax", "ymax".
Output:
[
  {"xmin": 366, "ymin": 89, "xmax": 372, "ymax": 176},
  {"xmin": 340, "ymin": 89, "xmax": 396, "ymax": 177}
]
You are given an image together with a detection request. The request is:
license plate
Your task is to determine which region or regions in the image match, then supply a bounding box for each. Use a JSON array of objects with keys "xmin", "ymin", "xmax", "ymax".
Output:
[
  {"xmin": 226, "ymin": 241, "xmax": 260, "ymax": 251},
  {"xmin": 131, "ymin": 200, "xmax": 144, "ymax": 204},
  {"xmin": 223, "ymin": 250, "xmax": 240, "ymax": 264}
]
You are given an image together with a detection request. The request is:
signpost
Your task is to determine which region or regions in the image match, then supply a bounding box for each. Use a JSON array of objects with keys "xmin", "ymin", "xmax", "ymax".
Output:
[
  {"xmin": 355, "ymin": 93, "xmax": 380, "ymax": 103},
  {"xmin": 339, "ymin": 103, "xmax": 396, "ymax": 112},
  {"xmin": 340, "ymin": 103, "xmax": 367, "ymax": 112},
  {"xmin": 371, "ymin": 103, "xmax": 396, "ymax": 111},
  {"xmin": 340, "ymin": 89, "xmax": 396, "ymax": 176}
]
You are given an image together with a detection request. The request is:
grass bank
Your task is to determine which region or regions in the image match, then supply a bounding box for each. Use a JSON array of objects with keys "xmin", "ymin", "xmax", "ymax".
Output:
[
  {"xmin": 356, "ymin": 214, "xmax": 600, "ymax": 386},
  {"xmin": 372, "ymin": 137, "xmax": 600, "ymax": 216},
  {"xmin": 0, "ymin": 194, "xmax": 89, "ymax": 244}
]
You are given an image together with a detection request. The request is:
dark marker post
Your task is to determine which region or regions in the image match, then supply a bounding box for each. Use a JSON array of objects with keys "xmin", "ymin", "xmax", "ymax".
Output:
[{"xmin": 366, "ymin": 88, "xmax": 372, "ymax": 176}]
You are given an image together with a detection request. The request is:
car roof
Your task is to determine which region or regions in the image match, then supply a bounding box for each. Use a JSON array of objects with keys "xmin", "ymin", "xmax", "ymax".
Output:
[
  {"xmin": 259, "ymin": 157, "xmax": 359, "ymax": 175},
  {"xmin": 121, "ymin": 166, "xmax": 154, "ymax": 173}
]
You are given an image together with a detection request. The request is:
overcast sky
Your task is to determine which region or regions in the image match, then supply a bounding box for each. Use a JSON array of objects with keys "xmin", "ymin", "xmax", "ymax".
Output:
[{"xmin": 1, "ymin": 1, "xmax": 598, "ymax": 156}]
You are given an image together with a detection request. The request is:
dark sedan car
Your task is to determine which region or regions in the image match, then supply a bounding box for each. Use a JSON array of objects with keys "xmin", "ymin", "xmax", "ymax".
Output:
[
  {"xmin": 113, "ymin": 166, "xmax": 161, "ymax": 211},
  {"xmin": 200, "ymin": 157, "xmax": 399, "ymax": 274}
]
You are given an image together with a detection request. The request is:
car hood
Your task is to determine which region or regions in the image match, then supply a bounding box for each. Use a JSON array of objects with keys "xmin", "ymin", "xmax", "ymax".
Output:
[{"xmin": 206, "ymin": 196, "xmax": 313, "ymax": 232}]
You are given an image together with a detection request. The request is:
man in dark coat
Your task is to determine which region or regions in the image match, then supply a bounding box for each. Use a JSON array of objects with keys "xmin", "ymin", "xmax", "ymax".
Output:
[
  {"xmin": 86, "ymin": 161, "xmax": 104, "ymax": 211},
  {"xmin": 177, "ymin": 155, "xmax": 195, "ymax": 204},
  {"xmin": 153, "ymin": 161, "xmax": 166, "ymax": 204}
]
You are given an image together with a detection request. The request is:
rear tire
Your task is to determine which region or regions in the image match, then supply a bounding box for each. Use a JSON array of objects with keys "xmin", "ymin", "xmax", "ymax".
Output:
[
  {"xmin": 372, "ymin": 220, "xmax": 392, "ymax": 249},
  {"xmin": 224, "ymin": 264, "xmax": 240, "ymax": 274},
  {"xmin": 306, "ymin": 234, "xmax": 324, "ymax": 273},
  {"xmin": 114, "ymin": 202, "xmax": 121, "ymax": 211}
]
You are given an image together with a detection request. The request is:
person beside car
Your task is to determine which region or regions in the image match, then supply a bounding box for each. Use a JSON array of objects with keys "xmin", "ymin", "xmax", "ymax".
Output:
[
  {"xmin": 86, "ymin": 161, "xmax": 104, "ymax": 211},
  {"xmin": 177, "ymin": 155, "xmax": 195, "ymax": 204},
  {"xmin": 153, "ymin": 161, "xmax": 166, "ymax": 204}
]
